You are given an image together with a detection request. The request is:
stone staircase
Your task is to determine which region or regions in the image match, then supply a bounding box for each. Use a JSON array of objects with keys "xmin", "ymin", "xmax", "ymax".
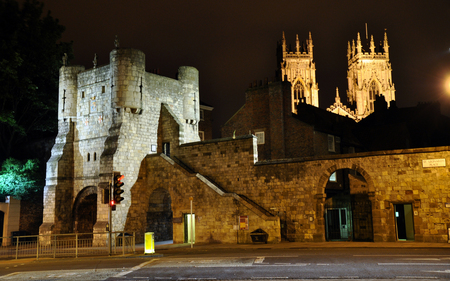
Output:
[{"xmin": 161, "ymin": 154, "xmax": 277, "ymax": 221}]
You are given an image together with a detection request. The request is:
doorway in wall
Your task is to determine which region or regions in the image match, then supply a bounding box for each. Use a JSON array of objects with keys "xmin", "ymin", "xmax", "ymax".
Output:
[
  {"xmin": 184, "ymin": 214, "xmax": 195, "ymax": 243},
  {"xmin": 395, "ymin": 204, "xmax": 414, "ymax": 241},
  {"xmin": 324, "ymin": 168, "xmax": 373, "ymax": 241},
  {"xmin": 146, "ymin": 188, "xmax": 172, "ymax": 242},
  {"xmin": 325, "ymin": 208, "xmax": 349, "ymax": 240}
]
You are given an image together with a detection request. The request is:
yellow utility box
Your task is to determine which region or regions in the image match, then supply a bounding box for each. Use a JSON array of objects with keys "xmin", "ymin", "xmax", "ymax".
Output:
[{"xmin": 145, "ymin": 232, "xmax": 155, "ymax": 254}]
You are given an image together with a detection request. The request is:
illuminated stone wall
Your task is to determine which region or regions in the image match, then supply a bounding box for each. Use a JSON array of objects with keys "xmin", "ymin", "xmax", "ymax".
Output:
[
  {"xmin": 126, "ymin": 136, "xmax": 450, "ymax": 244},
  {"xmin": 40, "ymin": 47, "xmax": 200, "ymax": 239}
]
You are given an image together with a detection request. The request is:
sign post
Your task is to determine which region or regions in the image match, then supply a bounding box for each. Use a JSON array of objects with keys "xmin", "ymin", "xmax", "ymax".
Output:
[{"xmin": 189, "ymin": 196, "xmax": 193, "ymax": 249}]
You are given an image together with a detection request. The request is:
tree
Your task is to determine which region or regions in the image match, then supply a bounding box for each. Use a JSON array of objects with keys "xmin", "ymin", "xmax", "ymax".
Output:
[
  {"xmin": 0, "ymin": 158, "xmax": 43, "ymax": 199},
  {"xmin": 0, "ymin": 0, "xmax": 73, "ymax": 161}
]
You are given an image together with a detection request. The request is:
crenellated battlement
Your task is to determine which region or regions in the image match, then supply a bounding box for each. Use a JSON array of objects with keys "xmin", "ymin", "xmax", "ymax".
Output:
[{"xmin": 42, "ymin": 43, "xmax": 201, "ymax": 239}]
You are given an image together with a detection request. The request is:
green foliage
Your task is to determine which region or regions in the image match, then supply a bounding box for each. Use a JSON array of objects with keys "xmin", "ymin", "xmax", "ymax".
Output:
[
  {"xmin": 0, "ymin": 0, "xmax": 73, "ymax": 160},
  {"xmin": 0, "ymin": 158, "xmax": 43, "ymax": 199}
]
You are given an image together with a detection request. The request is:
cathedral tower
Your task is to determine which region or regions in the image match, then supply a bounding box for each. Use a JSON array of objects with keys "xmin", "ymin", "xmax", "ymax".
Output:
[
  {"xmin": 278, "ymin": 32, "xmax": 319, "ymax": 113},
  {"xmin": 346, "ymin": 31, "xmax": 395, "ymax": 119}
]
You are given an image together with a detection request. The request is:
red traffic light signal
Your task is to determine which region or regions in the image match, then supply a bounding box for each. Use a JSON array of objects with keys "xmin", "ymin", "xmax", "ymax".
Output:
[{"xmin": 110, "ymin": 199, "xmax": 116, "ymax": 210}]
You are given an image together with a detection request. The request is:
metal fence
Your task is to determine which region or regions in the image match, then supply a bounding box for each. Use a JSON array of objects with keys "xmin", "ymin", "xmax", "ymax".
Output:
[{"xmin": 0, "ymin": 231, "xmax": 135, "ymax": 260}]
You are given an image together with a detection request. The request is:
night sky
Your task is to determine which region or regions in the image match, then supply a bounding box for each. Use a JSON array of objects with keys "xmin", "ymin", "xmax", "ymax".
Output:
[{"xmin": 38, "ymin": 0, "xmax": 450, "ymax": 137}]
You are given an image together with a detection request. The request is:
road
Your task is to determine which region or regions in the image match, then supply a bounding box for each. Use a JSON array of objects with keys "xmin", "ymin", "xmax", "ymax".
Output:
[{"xmin": 1, "ymin": 245, "xmax": 450, "ymax": 280}]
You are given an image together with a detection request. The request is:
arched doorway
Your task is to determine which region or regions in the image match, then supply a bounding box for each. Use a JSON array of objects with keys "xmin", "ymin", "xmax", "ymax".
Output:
[
  {"xmin": 324, "ymin": 168, "xmax": 373, "ymax": 241},
  {"xmin": 146, "ymin": 187, "xmax": 172, "ymax": 241},
  {"xmin": 73, "ymin": 186, "xmax": 97, "ymax": 234}
]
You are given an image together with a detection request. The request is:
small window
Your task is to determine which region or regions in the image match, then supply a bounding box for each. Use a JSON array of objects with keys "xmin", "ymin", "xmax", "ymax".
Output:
[
  {"xmin": 102, "ymin": 86, "xmax": 105, "ymax": 93},
  {"xmin": 199, "ymin": 131, "xmax": 205, "ymax": 141},
  {"xmin": 255, "ymin": 131, "xmax": 265, "ymax": 145},
  {"xmin": 329, "ymin": 172, "xmax": 337, "ymax": 182},
  {"xmin": 163, "ymin": 142, "xmax": 170, "ymax": 157},
  {"xmin": 200, "ymin": 109, "xmax": 205, "ymax": 121},
  {"xmin": 82, "ymin": 91, "xmax": 85, "ymax": 98},
  {"xmin": 87, "ymin": 153, "xmax": 90, "ymax": 162},
  {"xmin": 328, "ymin": 135, "xmax": 335, "ymax": 152},
  {"xmin": 94, "ymin": 152, "xmax": 97, "ymax": 161}
]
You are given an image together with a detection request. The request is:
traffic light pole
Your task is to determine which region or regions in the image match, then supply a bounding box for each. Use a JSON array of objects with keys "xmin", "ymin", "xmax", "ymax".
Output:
[{"xmin": 109, "ymin": 179, "xmax": 112, "ymax": 256}]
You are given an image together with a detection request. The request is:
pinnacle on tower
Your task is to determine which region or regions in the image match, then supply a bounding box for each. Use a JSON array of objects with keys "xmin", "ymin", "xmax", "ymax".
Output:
[
  {"xmin": 335, "ymin": 87, "xmax": 341, "ymax": 103},
  {"xmin": 356, "ymin": 33, "xmax": 362, "ymax": 53},
  {"xmin": 370, "ymin": 35, "xmax": 375, "ymax": 54},
  {"xmin": 383, "ymin": 31, "xmax": 389, "ymax": 56},
  {"xmin": 307, "ymin": 31, "xmax": 313, "ymax": 57}
]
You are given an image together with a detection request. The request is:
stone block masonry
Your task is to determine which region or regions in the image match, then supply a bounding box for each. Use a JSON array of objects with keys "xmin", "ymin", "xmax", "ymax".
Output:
[
  {"xmin": 126, "ymin": 132, "xmax": 450, "ymax": 243},
  {"xmin": 40, "ymin": 46, "xmax": 200, "ymax": 243}
]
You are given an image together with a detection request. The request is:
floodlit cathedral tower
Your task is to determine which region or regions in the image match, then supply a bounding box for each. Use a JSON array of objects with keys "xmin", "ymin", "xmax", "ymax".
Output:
[
  {"xmin": 346, "ymin": 31, "xmax": 395, "ymax": 120},
  {"xmin": 278, "ymin": 32, "xmax": 319, "ymax": 113}
]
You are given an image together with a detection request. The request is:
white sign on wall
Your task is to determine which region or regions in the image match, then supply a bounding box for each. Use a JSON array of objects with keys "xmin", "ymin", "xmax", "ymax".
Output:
[{"xmin": 422, "ymin": 159, "xmax": 446, "ymax": 168}]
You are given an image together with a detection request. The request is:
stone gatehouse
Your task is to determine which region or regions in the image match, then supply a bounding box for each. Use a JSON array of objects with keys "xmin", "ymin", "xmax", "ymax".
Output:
[{"xmin": 40, "ymin": 46, "xmax": 200, "ymax": 240}]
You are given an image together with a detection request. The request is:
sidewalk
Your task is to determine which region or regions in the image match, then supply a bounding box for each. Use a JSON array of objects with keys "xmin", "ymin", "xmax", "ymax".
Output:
[{"xmin": 146, "ymin": 239, "xmax": 450, "ymax": 253}]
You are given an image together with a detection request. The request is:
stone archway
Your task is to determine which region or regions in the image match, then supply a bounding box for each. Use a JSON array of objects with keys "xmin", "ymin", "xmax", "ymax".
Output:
[
  {"xmin": 146, "ymin": 187, "xmax": 172, "ymax": 241},
  {"xmin": 73, "ymin": 186, "xmax": 97, "ymax": 234},
  {"xmin": 317, "ymin": 164, "xmax": 375, "ymax": 242}
]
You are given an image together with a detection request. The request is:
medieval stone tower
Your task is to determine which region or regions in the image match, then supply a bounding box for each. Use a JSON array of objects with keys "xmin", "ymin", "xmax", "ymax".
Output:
[
  {"xmin": 278, "ymin": 32, "xmax": 319, "ymax": 113},
  {"xmin": 40, "ymin": 45, "xmax": 200, "ymax": 239},
  {"xmin": 346, "ymin": 31, "xmax": 396, "ymax": 119}
]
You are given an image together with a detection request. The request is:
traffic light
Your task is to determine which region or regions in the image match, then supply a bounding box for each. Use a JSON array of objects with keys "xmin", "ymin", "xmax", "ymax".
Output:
[
  {"xmin": 110, "ymin": 198, "xmax": 116, "ymax": 211},
  {"xmin": 113, "ymin": 172, "xmax": 125, "ymax": 204}
]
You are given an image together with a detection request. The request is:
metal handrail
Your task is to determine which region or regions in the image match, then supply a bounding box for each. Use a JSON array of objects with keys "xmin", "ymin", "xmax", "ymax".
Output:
[{"xmin": 0, "ymin": 231, "xmax": 135, "ymax": 260}]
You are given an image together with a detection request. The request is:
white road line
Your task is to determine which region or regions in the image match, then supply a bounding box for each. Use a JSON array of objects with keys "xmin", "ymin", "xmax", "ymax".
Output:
[
  {"xmin": 113, "ymin": 258, "xmax": 159, "ymax": 278},
  {"xmin": 177, "ymin": 277, "xmax": 216, "ymax": 280},
  {"xmin": 423, "ymin": 269, "xmax": 450, "ymax": 273},
  {"xmin": 253, "ymin": 263, "xmax": 309, "ymax": 266},
  {"xmin": 355, "ymin": 254, "xmax": 450, "ymax": 257},
  {"xmin": 251, "ymin": 277, "xmax": 288, "ymax": 279},
  {"xmin": 400, "ymin": 258, "xmax": 441, "ymax": 261},
  {"xmin": 396, "ymin": 276, "xmax": 438, "ymax": 279},
  {"xmin": 379, "ymin": 262, "xmax": 450, "ymax": 266},
  {"xmin": 254, "ymin": 257, "xmax": 265, "ymax": 263},
  {"xmin": 0, "ymin": 272, "xmax": 19, "ymax": 279}
]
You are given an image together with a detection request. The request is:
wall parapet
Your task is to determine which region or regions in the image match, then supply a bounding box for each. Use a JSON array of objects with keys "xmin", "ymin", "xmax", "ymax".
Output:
[{"xmin": 255, "ymin": 145, "xmax": 450, "ymax": 166}]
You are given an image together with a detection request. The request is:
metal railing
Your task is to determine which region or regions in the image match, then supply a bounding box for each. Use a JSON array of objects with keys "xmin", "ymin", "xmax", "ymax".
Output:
[{"xmin": 0, "ymin": 231, "xmax": 135, "ymax": 260}]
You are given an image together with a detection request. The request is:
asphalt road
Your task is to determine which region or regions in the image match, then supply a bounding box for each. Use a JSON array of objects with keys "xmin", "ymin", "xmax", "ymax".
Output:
[{"xmin": 1, "ymin": 246, "xmax": 450, "ymax": 280}]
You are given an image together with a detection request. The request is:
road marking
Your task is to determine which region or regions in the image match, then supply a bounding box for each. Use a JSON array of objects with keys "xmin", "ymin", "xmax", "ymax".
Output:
[
  {"xmin": 253, "ymin": 263, "xmax": 309, "ymax": 266},
  {"xmin": 113, "ymin": 258, "xmax": 159, "ymax": 278},
  {"xmin": 177, "ymin": 277, "xmax": 216, "ymax": 280},
  {"xmin": 254, "ymin": 257, "xmax": 265, "ymax": 263},
  {"xmin": 396, "ymin": 276, "xmax": 437, "ymax": 279},
  {"xmin": 400, "ymin": 258, "xmax": 441, "ymax": 261},
  {"xmin": 355, "ymin": 254, "xmax": 450, "ymax": 257},
  {"xmin": 424, "ymin": 269, "xmax": 450, "ymax": 273},
  {"xmin": 251, "ymin": 277, "xmax": 288, "ymax": 279},
  {"xmin": 379, "ymin": 262, "xmax": 450, "ymax": 266},
  {"xmin": 0, "ymin": 272, "xmax": 19, "ymax": 279}
]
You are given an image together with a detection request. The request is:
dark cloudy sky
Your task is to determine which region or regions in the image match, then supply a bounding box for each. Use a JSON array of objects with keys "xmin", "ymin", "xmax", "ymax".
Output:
[{"xmin": 38, "ymin": 0, "xmax": 450, "ymax": 137}]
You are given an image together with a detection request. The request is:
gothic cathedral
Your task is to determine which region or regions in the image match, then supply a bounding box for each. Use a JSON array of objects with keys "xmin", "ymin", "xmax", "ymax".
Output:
[
  {"xmin": 328, "ymin": 31, "xmax": 396, "ymax": 120},
  {"xmin": 278, "ymin": 32, "xmax": 319, "ymax": 113}
]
